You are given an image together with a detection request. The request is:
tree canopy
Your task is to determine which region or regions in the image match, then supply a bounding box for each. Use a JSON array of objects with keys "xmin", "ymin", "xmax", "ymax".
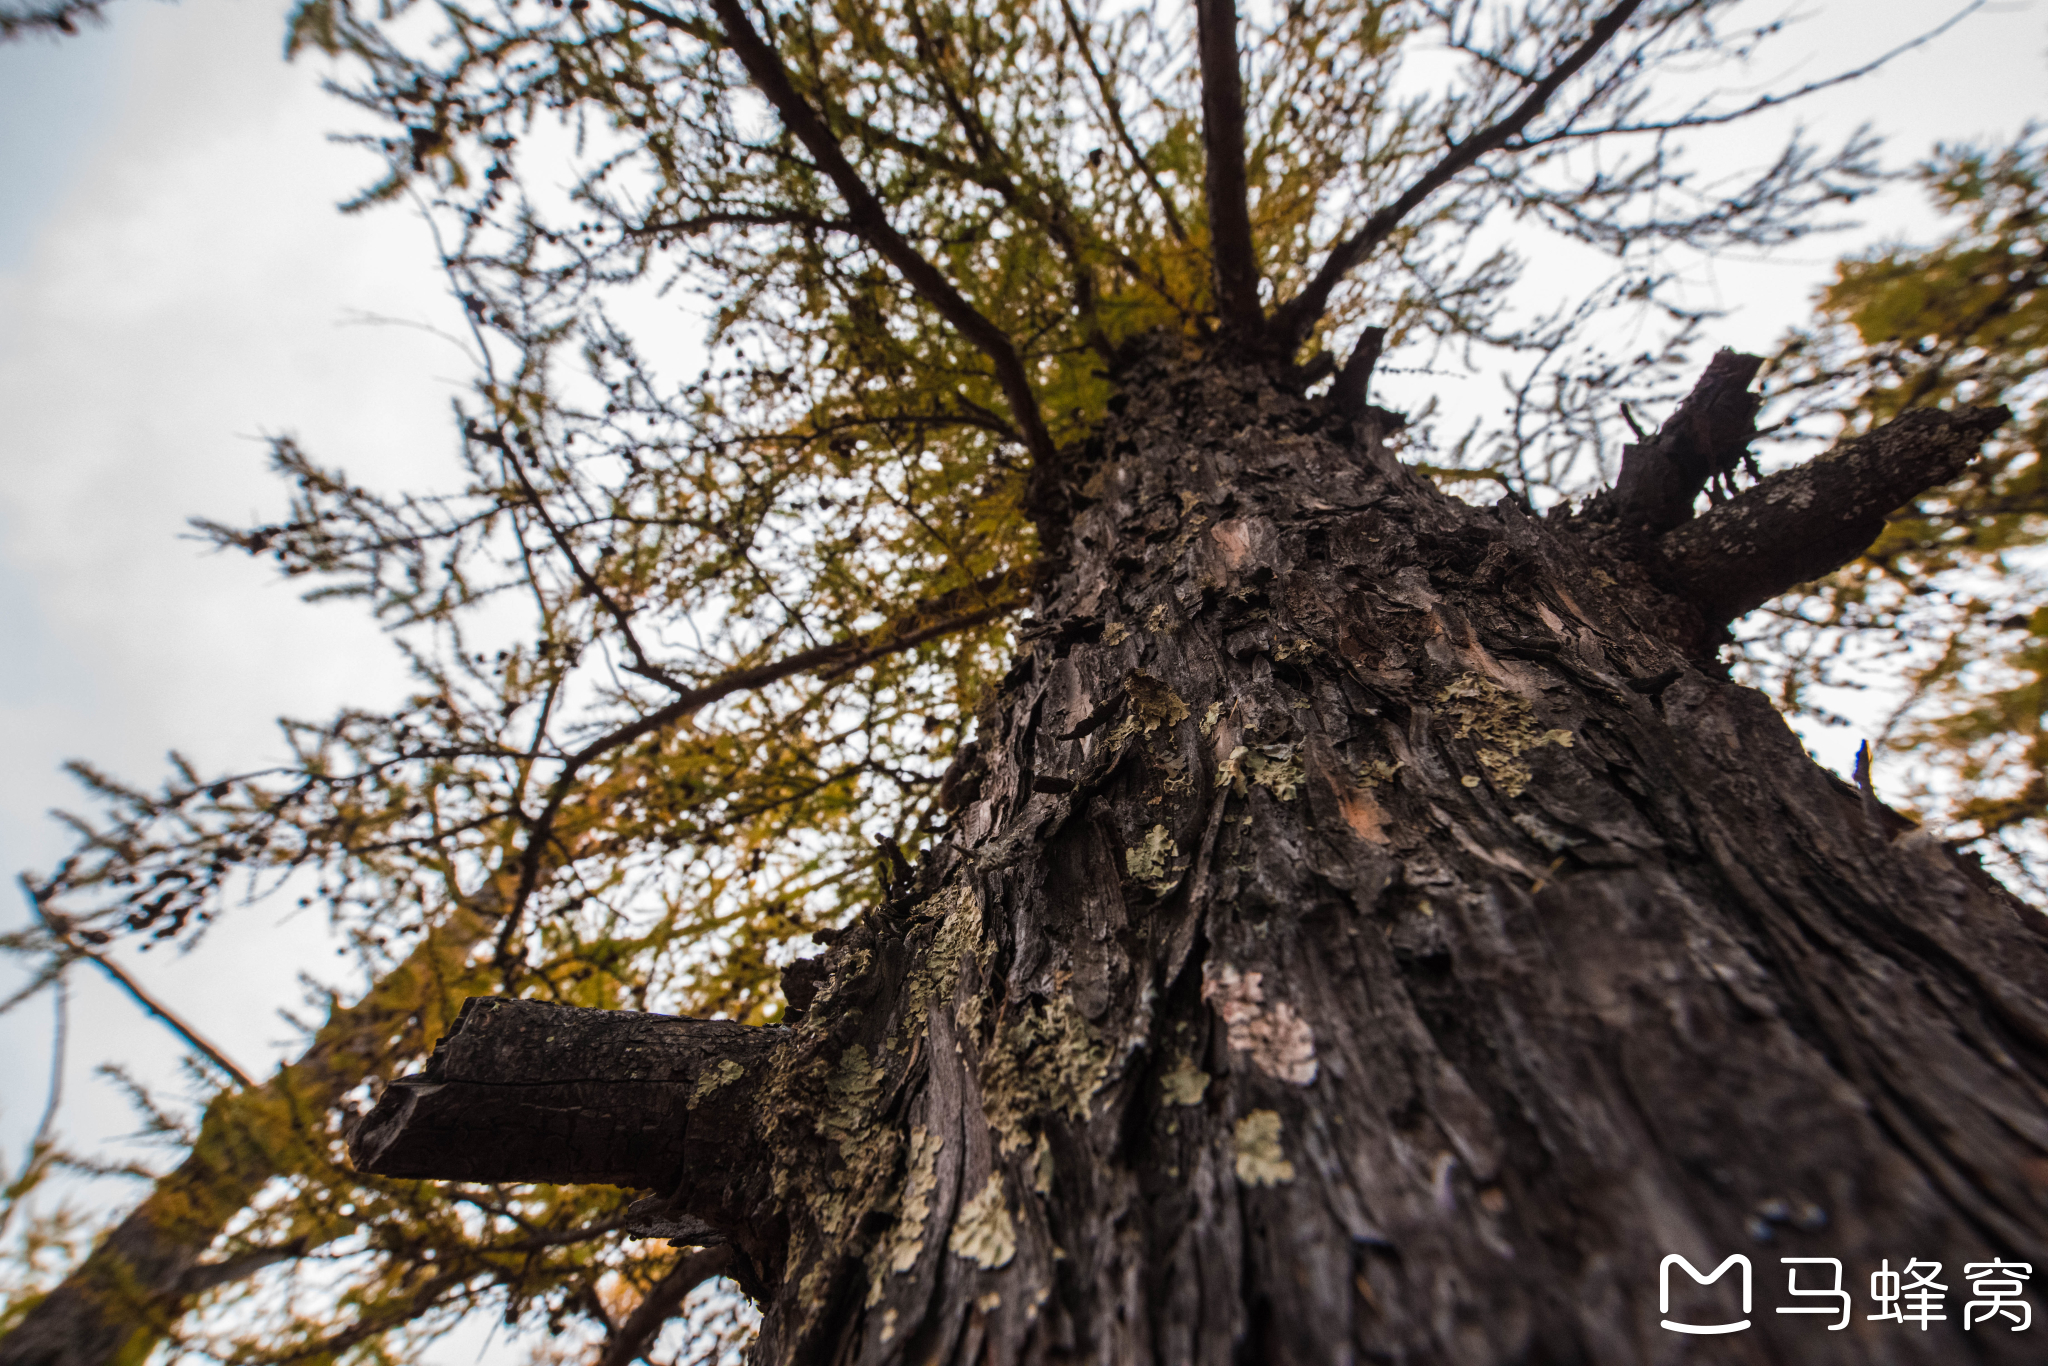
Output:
[{"xmin": 2, "ymin": 2, "xmax": 2038, "ymax": 1362}]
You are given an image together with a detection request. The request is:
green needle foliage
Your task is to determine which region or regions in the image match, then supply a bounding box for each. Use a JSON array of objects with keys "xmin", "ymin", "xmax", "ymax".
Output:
[
  {"xmin": 1752, "ymin": 127, "xmax": 2048, "ymax": 891},
  {"xmin": 1, "ymin": 1, "xmax": 1996, "ymax": 1360}
]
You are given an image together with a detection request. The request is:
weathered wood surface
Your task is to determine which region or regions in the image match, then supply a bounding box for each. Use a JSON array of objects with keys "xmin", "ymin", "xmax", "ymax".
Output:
[{"xmin": 355, "ymin": 340, "xmax": 2047, "ymax": 1365}]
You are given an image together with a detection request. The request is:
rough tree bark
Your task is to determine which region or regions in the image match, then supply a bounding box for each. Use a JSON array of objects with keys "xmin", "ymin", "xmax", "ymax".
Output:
[{"xmin": 355, "ymin": 339, "xmax": 2048, "ymax": 1364}]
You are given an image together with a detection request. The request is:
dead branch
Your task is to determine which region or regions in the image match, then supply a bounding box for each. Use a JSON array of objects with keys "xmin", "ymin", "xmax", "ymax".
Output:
[{"xmin": 1655, "ymin": 405, "xmax": 2010, "ymax": 625}]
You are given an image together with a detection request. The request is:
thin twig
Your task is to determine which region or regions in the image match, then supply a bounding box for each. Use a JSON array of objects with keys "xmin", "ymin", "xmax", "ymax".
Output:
[
  {"xmin": 18, "ymin": 877, "xmax": 259, "ymax": 1090},
  {"xmin": 1272, "ymin": 0, "xmax": 1645, "ymax": 350}
]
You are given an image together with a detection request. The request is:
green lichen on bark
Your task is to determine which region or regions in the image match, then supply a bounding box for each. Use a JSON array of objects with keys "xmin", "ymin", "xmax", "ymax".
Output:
[
  {"xmin": 1104, "ymin": 671, "xmax": 1190, "ymax": 752},
  {"xmin": 691, "ymin": 1057, "xmax": 745, "ymax": 1104},
  {"xmin": 1435, "ymin": 673, "xmax": 1573, "ymax": 797},
  {"xmin": 897, "ymin": 881, "xmax": 989, "ymax": 1046},
  {"xmin": 947, "ymin": 1173, "xmax": 1017, "ymax": 1269},
  {"xmin": 1125, "ymin": 824, "xmax": 1178, "ymax": 886},
  {"xmin": 1233, "ymin": 1110, "xmax": 1296, "ymax": 1187},
  {"xmin": 1221, "ymin": 743, "xmax": 1304, "ymax": 801},
  {"xmin": 980, "ymin": 994, "xmax": 1113, "ymax": 1154},
  {"xmin": 867, "ymin": 1124, "xmax": 945, "ymax": 1301},
  {"xmin": 1159, "ymin": 1056, "xmax": 1209, "ymax": 1106}
]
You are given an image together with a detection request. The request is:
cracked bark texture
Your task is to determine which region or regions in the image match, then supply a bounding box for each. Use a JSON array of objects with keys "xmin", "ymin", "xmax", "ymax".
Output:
[{"xmin": 358, "ymin": 340, "xmax": 2048, "ymax": 1364}]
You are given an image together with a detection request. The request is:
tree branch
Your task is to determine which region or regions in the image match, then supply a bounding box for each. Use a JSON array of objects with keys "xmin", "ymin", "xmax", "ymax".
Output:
[
  {"xmin": 1057, "ymin": 0, "xmax": 1187, "ymax": 242},
  {"xmin": 686, "ymin": 0, "xmax": 1057, "ymax": 467},
  {"xmin": 347, "ymin": 998, "xmax": 774, "ymax": 1195},
  {"xmin": 20, "ymin": 877, "xmax": 258, "ymax": 1090},
  {"xmin": 0, "ymin": 899, "xmax": 498, "ymax": 1366},
  {"xmin": 1655, "ymin": 405, "xmax": 2010, "ymax": 626},
  {"xmin": 1196, "ymin": 0, "xmax": 1263, "ymax": 338},
  {"xmin": 597, "ymin": 1245, "xmax": 734, "ymax": 1366},
  {"xmin": 494, "ymin": 573, "xmax": 1024, "ymax": 971},
  {"xmin": 1586, "ymin": 348, "xmax": 1764, "ymax": 535},
  {"xmin": 1270, "ymin": 0, "xmax": 1645, "ymax": 351},
  {"xmin": 1331, "ymin": 325, "xmax": 1386, "ymax": 418}
]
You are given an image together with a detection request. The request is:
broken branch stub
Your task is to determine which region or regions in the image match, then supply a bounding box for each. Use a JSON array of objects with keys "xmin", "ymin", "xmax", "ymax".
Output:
[
  {"xmin": 347, "ymin": 997, "xmax": 774, "ymax": 1193},
  {"xmin": 1655, "ymin": 404, "xmax": 2010, "ymax": 625},
  {"xmin": 1597, "ymin": 348, "xmax": 1764, "ymax": 535}
]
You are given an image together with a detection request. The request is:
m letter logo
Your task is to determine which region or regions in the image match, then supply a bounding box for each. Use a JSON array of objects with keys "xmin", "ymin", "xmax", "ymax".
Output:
[{"xmin": 1660, "ymin": 1254, "xmax": 1753, "ymax": 1335}]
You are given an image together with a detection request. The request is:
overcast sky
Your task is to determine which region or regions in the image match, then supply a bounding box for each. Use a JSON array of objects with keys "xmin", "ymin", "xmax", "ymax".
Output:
[{"xmin": 0, "ymin": 0, "xmax": 2044, "ymax": 1303}]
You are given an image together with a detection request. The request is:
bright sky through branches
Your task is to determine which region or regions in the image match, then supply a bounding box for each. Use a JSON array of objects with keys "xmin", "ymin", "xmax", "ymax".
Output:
[{"xmin": 0, "ymin": 1, "xmax": 2043, "ymax": 1352}]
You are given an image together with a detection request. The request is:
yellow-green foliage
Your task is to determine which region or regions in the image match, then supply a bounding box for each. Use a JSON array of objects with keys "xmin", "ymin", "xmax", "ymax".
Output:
[
  {"xmin": 2, "ymin": 0, "xmax": 1955, "ymax": 1356},
  {"xmin": 1761, "ymin": 130, "xmax": 2048, "ymax": 883}
]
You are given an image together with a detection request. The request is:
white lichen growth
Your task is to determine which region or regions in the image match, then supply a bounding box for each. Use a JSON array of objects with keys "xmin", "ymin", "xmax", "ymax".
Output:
[
  {"xmin": 949, "ymin": 1172, "xmax": 1018, "ymax": 1269},
  {"xmin": 1160, "ymin": 1056, "xmax": 1210, "ymax": 1106},
  {"xmin": 898, "ymin": 882, "xmax": 989, "ymax": 1046},
  {"xmin": 1200, "ymin": 701, "xmax": 1226, "ymax": 737},
  {"xmin": 1101, "ymin": 621, "xmax": 1130, "ymax": 646},
  {"xmin": 1222, "ymin": 743, "xmax": 1305, "ymax": 801},
  {"xmin": 1435, "ymin": 672, "xmax": 1573, "ymax": 797},
  {"xmin": 691, "ymin": 1058, "xmax": 746, "ymax": 1105},
  {"xmin": 1357, "ymin": 757, "xmax": 1402, "ymax": 788},
  {"xmin": 1202, "ymin": 962, "xmax": 1318, "ymax": 1085},
  {"xmin": 1234, "ymin": 1110, "xmax": 1296, "ymax": 1186}
]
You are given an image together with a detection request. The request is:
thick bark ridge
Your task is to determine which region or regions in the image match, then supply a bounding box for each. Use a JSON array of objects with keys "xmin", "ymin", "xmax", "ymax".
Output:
[{"xmin": 358, "ymin": 340, "xmax": 2043, "ymax": 1364}]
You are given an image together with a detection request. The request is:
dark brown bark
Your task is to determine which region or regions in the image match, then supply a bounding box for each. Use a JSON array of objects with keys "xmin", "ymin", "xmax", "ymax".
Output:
[
  {"xmin": 1591, "ymin": 347, "xmax": 1765, "ymax": 536},
  {"xmin": 1195, "ymin": 0, "xmax": 1263, "ymax": 338},
  {"xmin": 355, "ymin": 340, "xmax": 2045, "ymax": 1364},
  {"xmin": 1655, "ymin": 404, "xmax": 2009, "ymax": 623}
]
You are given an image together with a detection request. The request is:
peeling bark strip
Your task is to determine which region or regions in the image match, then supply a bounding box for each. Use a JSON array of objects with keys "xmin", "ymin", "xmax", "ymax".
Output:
[{"xmin": 353, "ymin": 341, "xmax": 2043, "ymax": 1365}]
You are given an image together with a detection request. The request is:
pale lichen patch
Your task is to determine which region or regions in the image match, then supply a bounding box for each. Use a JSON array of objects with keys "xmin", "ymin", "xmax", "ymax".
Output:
[
  {"xmin": 898, "ymin": 882, "xmax": 989, "ymax": 1046},
  {"xmin": 1244, "ymin": 744, "xmax": 1305, "ymax": 801},
  {"xmin": 1160, "ymin": 1056, "xmax": 1210, "ymax": 1106},
  {"xmin": 691, "ymin": 1058, "xmax": 745, "ymax": 1105},
  {"xmin": 1126, "ymin": 673, "xmax": 1189, "ymax": 734},
  {"xmin": 949, "ymin": 1173, "xmax": 1018, "ymax": 1269},
  {"xmin": 1357, "ymin": 757, "xmax": 1402, "ymax": 788},
  {"xmin": 1032, "ymin": 1133, "xmax": 1054, "ymax": 1195},
  {"xmin": 1200, "ymin": 701, "xmax": 1226, "ymax": 737},
  {"xmin": 818, "ymin": 1045, "xmax": 882, "ymax": 1161},
  {"xmin": 1126, "ymin": 824, "xmax": 1179, "ymax": 887},
  {"xmin": 1101, "ymin": 621, "xmax": 1130, "ymax": 646},
  {"xmin": 869, "ymin": 1125, "xmax": 944, "ymax": 1298},
  {"xmin": 981, "ymin": 994, "xmax": 1113, "ymax": 1153},
  {"xmin": 1436, "ymin": 673, "xmax": 1573, "ymax": 797},
  {"xmin": 1234, "ymin": 1110, "xmax": 1296, "ymax": 1186},
  {"xmin": 1203, "ymin": 963, "xmax": 1318, "ymax": 1085}
]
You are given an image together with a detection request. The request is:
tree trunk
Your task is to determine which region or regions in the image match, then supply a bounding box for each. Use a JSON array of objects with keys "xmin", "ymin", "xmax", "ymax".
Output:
[
  {"xmin": 0, "ymin": 902, "xmax": 495, "ymax": 1366},
  {"xmin": 357, "ymin": 340, "xmax": 2048, "ymax": 1364}
]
